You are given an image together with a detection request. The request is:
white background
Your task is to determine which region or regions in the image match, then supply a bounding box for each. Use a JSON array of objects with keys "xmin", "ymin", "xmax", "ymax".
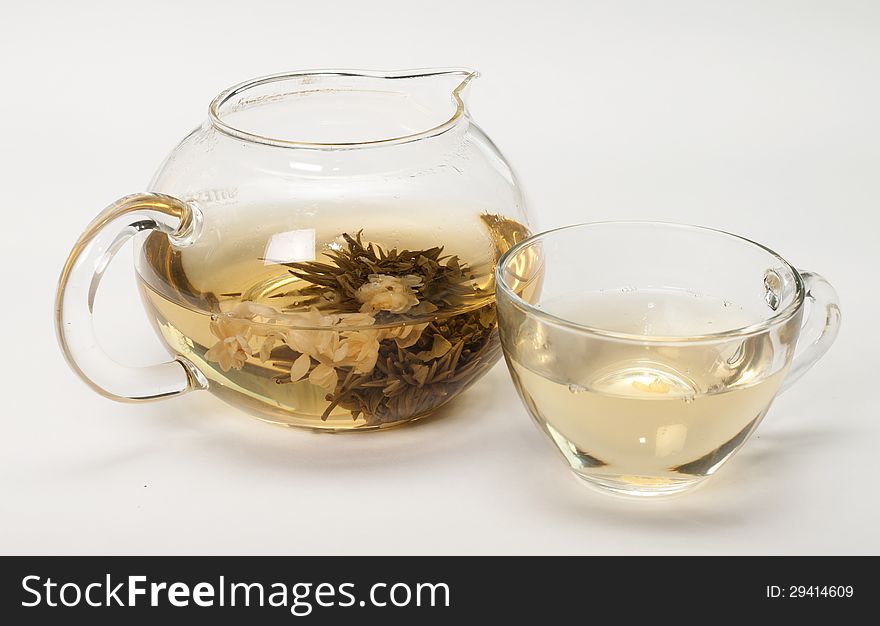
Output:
[{"xmin": 1, "ymin": 0, "xmax": 878, "ymax": 555}]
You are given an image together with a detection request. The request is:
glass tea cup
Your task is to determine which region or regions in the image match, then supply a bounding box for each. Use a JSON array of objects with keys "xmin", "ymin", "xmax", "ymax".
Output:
[{"xmin": 495, "ymin": 222, "xmax": 840, "ymax": 497}]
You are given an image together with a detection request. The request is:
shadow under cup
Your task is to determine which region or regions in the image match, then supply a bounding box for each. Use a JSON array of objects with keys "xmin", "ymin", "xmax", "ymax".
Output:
[{"xmin": 495, "ymin": 222, "xmax": 840, "ymax": 497}]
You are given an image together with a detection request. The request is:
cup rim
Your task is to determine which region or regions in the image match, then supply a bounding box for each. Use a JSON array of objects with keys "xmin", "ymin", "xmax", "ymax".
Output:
[{"xmin": 495, "ymin": 220, "xmax": 806, "ymax": 344}]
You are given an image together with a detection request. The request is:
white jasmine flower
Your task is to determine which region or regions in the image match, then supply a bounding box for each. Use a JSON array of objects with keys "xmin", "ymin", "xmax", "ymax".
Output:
[
  {"xmin": 355, "ymin": 274, "xmax": 422, "ymax": 314},
  {"xmin": 204, "ymin": 316, "xmax": 252, "ymax": 372}
]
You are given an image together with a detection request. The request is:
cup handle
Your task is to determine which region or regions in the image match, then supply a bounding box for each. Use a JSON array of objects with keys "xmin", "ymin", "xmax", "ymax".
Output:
[
  {"xmin": 55, "ymin": 193, "xmax": 208, "ymax": 401},
  {"xmin": 779, "ymin": 271, "xmax": 841, "ymax": 393}
]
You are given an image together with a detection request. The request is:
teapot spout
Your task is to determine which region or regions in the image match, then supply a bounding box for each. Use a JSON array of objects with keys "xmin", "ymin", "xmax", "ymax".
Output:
[
  {"xmin": 449, "ymin": 68, "xmax": 479, "ymax": 108},
  {"xmin": 417, "ymin": 67, "xmax": 479, "ymax": 97},
  {"xmin": 394, "ymin": 68, "xmax": 479, "ymax": 118}
]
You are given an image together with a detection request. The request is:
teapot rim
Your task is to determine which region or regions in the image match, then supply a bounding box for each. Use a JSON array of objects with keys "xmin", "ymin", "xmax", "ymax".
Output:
[{"xmin": 208, "ymin": 68, "xmax": 478, "ymax": 151}]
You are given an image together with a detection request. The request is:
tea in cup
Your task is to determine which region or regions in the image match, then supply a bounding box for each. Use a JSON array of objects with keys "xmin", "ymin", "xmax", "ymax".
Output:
[{"xmin": 495, "ymin": 222, "xmax": 840, "ymax": 496}]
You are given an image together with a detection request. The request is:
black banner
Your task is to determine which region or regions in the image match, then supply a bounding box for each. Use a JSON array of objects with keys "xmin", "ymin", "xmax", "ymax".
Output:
[{"xmin": 0, "ymin": 557, "xmax": 871, "ymax": 622}]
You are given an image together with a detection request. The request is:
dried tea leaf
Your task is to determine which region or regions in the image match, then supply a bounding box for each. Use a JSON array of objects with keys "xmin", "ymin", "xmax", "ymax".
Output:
[
  {"xmin": 426, "ymin": 334, "xmax": 452, "ymax": 359},
  {"xmin": 479, "ymin": 305, "xmax": 497, "ymax": 328},
  {"xmin": 411, "ymin": 363, "xmax": 430, "ymax": 386},
  {"xmin": 480, "ymin": 212, "xmax": 531, "ymax": 255}
]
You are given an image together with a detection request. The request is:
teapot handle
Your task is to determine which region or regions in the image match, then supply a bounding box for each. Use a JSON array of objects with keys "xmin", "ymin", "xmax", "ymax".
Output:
[{"xmin": 55, "ymin": 193, "xmax": 208, "ymax": 401}]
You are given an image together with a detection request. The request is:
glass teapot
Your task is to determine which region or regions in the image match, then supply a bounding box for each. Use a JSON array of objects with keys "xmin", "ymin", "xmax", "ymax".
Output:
[{"xmin": 56, "ymin": 69, "xmax": 532, "ymax": 430}]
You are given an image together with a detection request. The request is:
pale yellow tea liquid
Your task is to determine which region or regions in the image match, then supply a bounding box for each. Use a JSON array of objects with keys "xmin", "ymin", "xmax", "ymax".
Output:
[
  {"xmin": 508, "ymin": 290, "xmax": 788, "ymax": 494},
  {"xmin": 137, "ymin": 214, "xmax": 529, "ymax": 430}
]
